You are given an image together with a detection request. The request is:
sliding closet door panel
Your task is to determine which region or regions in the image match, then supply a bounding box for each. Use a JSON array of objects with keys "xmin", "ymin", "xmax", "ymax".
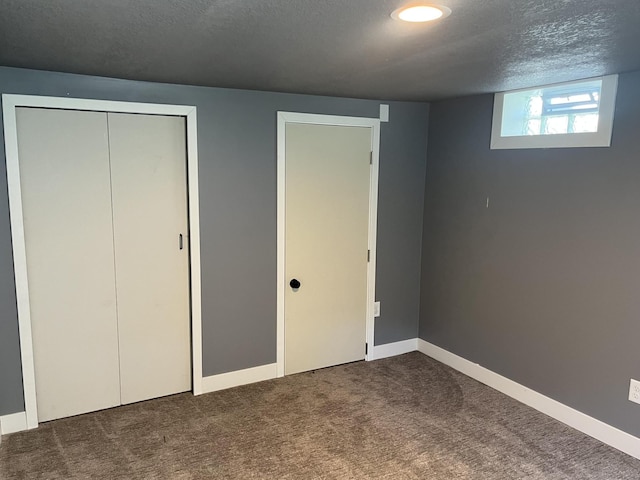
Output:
[
  {"xmin": 108, "ymin": 113, "xmax": 191, "ymax": 404},
  {"xmin": 16, "ymin": 108, "xmax": 121, "ymax": 422}
]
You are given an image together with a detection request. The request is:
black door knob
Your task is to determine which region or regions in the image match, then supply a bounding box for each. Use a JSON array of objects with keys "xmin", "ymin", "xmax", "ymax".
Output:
[{"xmin": 290, "ymin": 278, "xmax": 301, "ymax": 289}]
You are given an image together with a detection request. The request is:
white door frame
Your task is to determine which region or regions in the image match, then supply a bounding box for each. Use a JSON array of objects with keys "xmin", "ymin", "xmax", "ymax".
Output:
[
  {"xmin": 1, "ymin": 94, "xmax": 204, "ymax": 429},
  {"xmin": 276, "ymin": 112, "xmax": 381, "ymax": 377}
]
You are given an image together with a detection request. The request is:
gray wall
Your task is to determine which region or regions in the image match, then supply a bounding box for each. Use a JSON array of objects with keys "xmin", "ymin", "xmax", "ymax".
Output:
[
  {"xmin": 0, "ymin": 66, "xmax": 428, "ymax": 416},
  {"xmin": 376, "ymin": 106, "xmax": 428, "ymax": 344},
  {"xmin": 420, "ymin": 69, "xmax": 640, "ymax": 437}
]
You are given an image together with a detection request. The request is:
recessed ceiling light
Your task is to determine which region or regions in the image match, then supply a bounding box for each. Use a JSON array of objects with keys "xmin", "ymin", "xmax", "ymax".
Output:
[{"xmin": 391, "ymin": 4, "xmax": 452, "ymax": 23}]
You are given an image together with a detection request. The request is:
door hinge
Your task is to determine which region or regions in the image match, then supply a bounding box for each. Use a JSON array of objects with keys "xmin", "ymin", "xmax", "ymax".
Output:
[
  {"xmin": 370, "ymin": 151, "xmax": 373, "ymax": 165},
  {"xmin": 367, "ymin": 250, "xmax": 370, "ymax": 262},
  {"xmin": 365, "ymin": 343, "xmax": 368, "ymax": 355}
]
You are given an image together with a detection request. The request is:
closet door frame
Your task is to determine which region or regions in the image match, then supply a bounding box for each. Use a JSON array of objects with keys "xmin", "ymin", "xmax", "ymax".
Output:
[{"xmin": 2, "ymin": 94, "xmax": 203, "ymax": 430}]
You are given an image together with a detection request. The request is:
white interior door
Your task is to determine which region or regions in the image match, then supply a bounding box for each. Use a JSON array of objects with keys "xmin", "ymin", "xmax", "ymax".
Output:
[
  {"xmin": 284, "ymin": 123, "xmax": 371, "ymax": 375},
  {"xmin": 16, "ymin": 107, "xmax": 121, "ymax": 422},
  {"xmin": 107, "ymin": 113, "xmax": 191, "ymax": 405}
]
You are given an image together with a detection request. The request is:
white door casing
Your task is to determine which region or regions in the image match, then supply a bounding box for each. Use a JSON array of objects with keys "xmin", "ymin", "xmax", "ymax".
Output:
[
  {"xmin": 276, "ymin": 112, "xmax": 381, "ymax": 377},
  {"xmin": 2, "ymin": 95, "xmax": 202, "ymax": 429}
]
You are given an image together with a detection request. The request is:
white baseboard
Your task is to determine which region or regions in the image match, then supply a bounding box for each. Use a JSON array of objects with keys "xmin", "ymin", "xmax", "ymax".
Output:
[
  {"xmin": 200, "ymin": 363, "xmax": 277, "ymax": 394},
  {"xmin": 8, "ymin": 341, "xmax": 637, "ymax": 461},
  {"xmin": 1, "ymin": 411, "xmax": 27, "ymax": 435},
  {"xmin": 417, "ymin": 339, "xmax": 640, "ymax": 460},
  {"xmin": 370, "ymin": 338, "xmax": 418, "ymax": 360}
]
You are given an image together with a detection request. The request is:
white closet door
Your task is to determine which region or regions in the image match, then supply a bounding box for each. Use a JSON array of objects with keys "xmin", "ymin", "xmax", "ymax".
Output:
[
  {"xmin": 17, "ymin": 107, "xmax": 121, "ymax": 422},
  {"xmin": 107, "ymin": 113, "xmax": 191, "ymax": 405},
  {"xmin": 284, "ymin": 123, "xmax": 371, "ymax": 375}
]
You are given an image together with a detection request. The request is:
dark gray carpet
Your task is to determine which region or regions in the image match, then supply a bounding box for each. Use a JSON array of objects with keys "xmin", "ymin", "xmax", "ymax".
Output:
[{"xmin": 1, "ymin": 352, "xmax": 639, "ymax": 479}]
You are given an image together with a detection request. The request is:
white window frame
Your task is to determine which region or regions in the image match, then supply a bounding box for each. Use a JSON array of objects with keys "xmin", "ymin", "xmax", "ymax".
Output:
[{"xmin": 490, "ymin": 74, "xmax": 619, "ymax": 150}]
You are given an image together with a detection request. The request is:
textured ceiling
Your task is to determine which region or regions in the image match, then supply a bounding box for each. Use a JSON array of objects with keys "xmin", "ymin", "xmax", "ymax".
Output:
[{"xmin": 1, "ymin": 0, "xmax": 639, "ymax": 101}]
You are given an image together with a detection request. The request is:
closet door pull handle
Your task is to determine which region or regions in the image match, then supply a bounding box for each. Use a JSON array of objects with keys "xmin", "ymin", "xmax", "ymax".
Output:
[{"xmin": 179, "ymin": 234, "xmax": 184, "ymax": 250}]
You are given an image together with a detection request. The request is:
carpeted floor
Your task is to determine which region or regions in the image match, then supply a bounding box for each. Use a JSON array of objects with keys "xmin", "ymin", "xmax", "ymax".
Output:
[{"xmin": 1, "ymin": 352, "xmax": 639, "ymax": 479}]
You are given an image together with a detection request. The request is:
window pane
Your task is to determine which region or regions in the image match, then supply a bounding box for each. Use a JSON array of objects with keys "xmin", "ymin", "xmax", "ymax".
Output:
[
  {"xmin": 528, "ymin": 96, "xmax": 543, "ymax": 116},
  {"xmin": 526, "ymin": 119, "xmax": 541, "ymax": 135},
  {"xmin": 573, "ymin": 113, "xmax": 599, "ymax": 133},
  {"xmin": 501, "ymin": 79, "xmax": 603, "ymax": 137},
  {"xmin": 544, "ymin": 116, "xmax": 569, "ymax": 134}
]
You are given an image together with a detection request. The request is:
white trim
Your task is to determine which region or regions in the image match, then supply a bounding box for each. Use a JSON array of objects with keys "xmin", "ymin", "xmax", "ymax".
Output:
[
  {"xmin": 417, "ymin": 339, "xmax": 640, "ymax": 460},
  {"xmin": 0, "ymin": 411, "xmax": 27, "ymax": 435},
  {"xmin": 3, "ymin": 96, "xmax": 38, "ymax": 429},
  {"xmin": 370, "ymin": 338, "xmax": 418, "ymax": 360},
  {"xmin": 276, "ymin": 112, "xmax": 381, "ymax": 377},
  {"xmin": 201, "ymin": 363, "xmax": 277, "ymax": 394},
  {"xmin": 276, "ymin": 112, "xmax": 286, "ymax": 378},
  {"xmin": 491, "ymin": 74, "xmax": 619, "ymax": 150},
  {"xmin": 2, "ymin": 95, "xmax": 197, "ymax": 116},
  {"xmin": 185, "ymin": 107, "xmax": 204, "ymax": 396},
  {"xmin": 1, "ymin": 94, "xmax": 203, "ymax": 428},
  {"xmin": 379, "ymin": 104, "xmax": 390, "ymax": 123}
]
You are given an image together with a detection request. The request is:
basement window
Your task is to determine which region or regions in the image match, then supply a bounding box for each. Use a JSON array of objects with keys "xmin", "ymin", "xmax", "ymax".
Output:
[{"xmin": 490, "ymin": 75, "xmax": 618, "ymax": 149}]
